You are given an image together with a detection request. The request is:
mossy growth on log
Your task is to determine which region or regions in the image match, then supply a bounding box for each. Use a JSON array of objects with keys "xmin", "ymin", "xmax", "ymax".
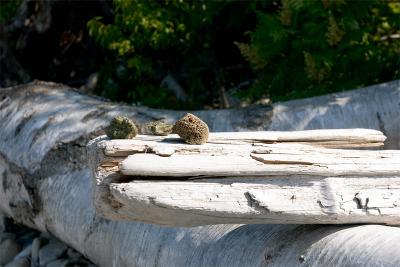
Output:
[
  {"xmin": 105, "ymin": 116, "xmax": 138, "ymax": 139},
  {"xmin": 145, "ymin": 121, "xmax": 173, "ymax": 136}
]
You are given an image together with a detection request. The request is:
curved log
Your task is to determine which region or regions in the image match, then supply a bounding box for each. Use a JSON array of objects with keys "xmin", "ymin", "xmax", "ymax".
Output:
[{"xmin": 0, "ymin": 80, "xmax": 399, "ymax": 266}]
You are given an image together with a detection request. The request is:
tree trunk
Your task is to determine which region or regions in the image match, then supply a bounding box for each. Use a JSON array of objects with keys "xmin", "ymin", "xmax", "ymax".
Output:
[{"xmin": 0, "ymin": 80, "xmax": 399, "ymax": 266}]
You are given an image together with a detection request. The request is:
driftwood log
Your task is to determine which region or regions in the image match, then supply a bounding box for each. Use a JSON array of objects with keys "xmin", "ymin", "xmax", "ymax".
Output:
[
  {"xmin": 89, "ymin": 130, "xmax": 400, "ymax": 227},
  {"xmin": 0, "ymin": 80, "xmax": 400, "ymax": 266}
]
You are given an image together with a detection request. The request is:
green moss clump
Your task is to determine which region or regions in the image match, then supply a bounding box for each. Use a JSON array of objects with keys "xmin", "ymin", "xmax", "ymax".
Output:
[
  {"xmin": 173, "ymin": 113, "xmax": 209, "ymax": 145},
  {"xmin": 105, "ymin": 116, "xmax": 138, "ymax": 139},
  {"xmin": 145, "ymin": 121, "xmax": 173, "ymax": 136}
]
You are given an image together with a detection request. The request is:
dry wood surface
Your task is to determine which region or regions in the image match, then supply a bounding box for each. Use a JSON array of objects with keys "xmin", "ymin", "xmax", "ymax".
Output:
[{"xmin": 90, "ymin": 128, "xmax": 400, "ymax": 227}]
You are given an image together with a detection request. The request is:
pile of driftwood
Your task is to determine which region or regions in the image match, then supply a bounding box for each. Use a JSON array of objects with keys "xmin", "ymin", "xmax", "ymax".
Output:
[
  {"xmin": 0, "ymin": 81, "xmax": 399, "ymax": 266},
  {"xmin": 89, "ymin": 129, "xmax": 400, "ymax": 227}
]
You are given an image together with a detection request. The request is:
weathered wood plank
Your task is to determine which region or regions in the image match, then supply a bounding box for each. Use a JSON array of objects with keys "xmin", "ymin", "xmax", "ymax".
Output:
[
  {"xmin": 116, "ymin": 136, "xmax": 400, "ymax": 178},
  {"xmin": 101, "ymin": 138, "xmax": 396, "ymax": 158},
  {"xmin": 108, "ymin": 176, "xmax": 400, "ymax": 226},
  {"xmin": 90, "ymin": 126, "xmax": 400, "ymax": 227},
  {"xmin": 100, "ymin": 129, "xmax": 386, "ymax": 157},
  {"xmin": 207, "ymin": 128, "xmax": 386, "ymax": 143},
  {"xmin": 119, "ymin": 152, "xmax": 400, "ymax": 177}
]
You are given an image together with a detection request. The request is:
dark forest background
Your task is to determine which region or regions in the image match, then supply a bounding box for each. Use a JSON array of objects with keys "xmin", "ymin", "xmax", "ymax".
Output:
[{"xmin": 1, "ymin": 0, "xmax": 399, "ymax": 109}]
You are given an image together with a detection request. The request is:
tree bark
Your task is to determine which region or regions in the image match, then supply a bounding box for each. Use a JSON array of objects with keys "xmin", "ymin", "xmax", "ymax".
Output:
[{"xmin": 0, "ymin": 80, "xmax": 399, "ymax": 266}]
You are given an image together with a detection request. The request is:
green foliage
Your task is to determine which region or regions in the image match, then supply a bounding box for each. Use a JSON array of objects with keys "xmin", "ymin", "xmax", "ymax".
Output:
[
  {"xmin": 0, "ymin": 0, "xmax": 21, "ymax": 23},
  {"xmin": 87, "ymin": 0, "xmax": 235, "ymax": 108},
  {"xmin": 88, "ymin": 0, "xmax": 399, "ymax": 108},
  {"xmin": 237, "ymin": 0, "xmax": 400, "ymax": 102},
  {"xmin": 88, "ymin": 0, "xmax": 219, "ymax": 53}
]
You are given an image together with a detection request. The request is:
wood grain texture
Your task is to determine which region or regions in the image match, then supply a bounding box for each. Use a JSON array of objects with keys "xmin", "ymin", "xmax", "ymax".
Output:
[
  {"xmin": 90, "ymin": 133, "xmax": 400, "ymax": 226},
  {"xmin": 109, "ymin": 176, "xmax": 400, "ymax": 226},
  {"xmin": 0, "ymin": 80, "xmax": 399, "ymax": 266},
  {"xmin": 119, "ymin": 147, "xmax": 400, "ymax": 177}
]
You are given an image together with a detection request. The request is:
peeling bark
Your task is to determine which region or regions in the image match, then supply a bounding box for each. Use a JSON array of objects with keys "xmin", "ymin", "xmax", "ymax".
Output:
[{"xmin": 0, "ymin": 80, "xmax": 399, "ymax": 266}]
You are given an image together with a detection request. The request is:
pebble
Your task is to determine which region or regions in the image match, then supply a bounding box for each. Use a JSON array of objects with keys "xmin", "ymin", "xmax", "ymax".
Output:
[
  {"xmin": 30, "ymin": 237, "xmax": 40, "ymax": 267},
  {"xmin": 0, "ymin": 238, "xmax": 21, "ymax": 265},
  {"xmin": 39, "ymin": 239, "xmax": 67, "ymax": 266},
  {"xmin": 16, "ymin": 232, "xmax": 37, "ymax": 247},
  {"xmin": 39, "ymin": 232, "xmax": 52, "ymax": 240},
  {"xmin": 45, "ymin": 259, "xmax": 69, "ymax": 267},
  {"xmin": 0, "ymin": 218, "xmax": 96, "ymax": 266},
  {"xmin": 4, "ymin": 258, "xmax": 30, "ymax": 267},
  {"xmin": 67, "ymin": 248, "xmax": 81, "ymax": 260},
  {"xmin": 0, "ymin": 232, "xmax": 16, "ymax": 243},
  {"xmin": 14, "ymin": 243, "xmax": 32, "ymax": 260}
]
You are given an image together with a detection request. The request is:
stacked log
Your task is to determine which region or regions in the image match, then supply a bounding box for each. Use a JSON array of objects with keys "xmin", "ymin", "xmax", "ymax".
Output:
[
  {"xmin": 89, "ymin": 130, "xmax": 400, "ymax": 227},
  {"xmin": 0, "ymin": 80, "xmax": 399, "ymax": 266}
]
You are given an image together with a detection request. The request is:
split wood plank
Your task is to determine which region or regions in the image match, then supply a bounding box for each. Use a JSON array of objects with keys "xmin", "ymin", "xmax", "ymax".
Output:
[
  {"xmin": 100, "ymin": 128, "xmax": 386, "ymax": 157},
  {"xmin": 89, "ymin": 128, "xmax": 400, "ymax": 226},
  {"xmin": 108, "ymin": 176, "xmax": 400, "ymax": 226},
  {"xmin": 119, "ymin": 148, "xmax": 400, "ymax": 177}
]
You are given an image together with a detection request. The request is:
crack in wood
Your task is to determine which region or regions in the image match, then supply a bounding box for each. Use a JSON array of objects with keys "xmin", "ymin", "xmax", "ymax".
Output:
[
  {"xmin": 244, "ymin": 192, "xmax": 270, "ymax": 213},
  {"xmin": 0, "ymin": 95, "xmax": 11, "ymax": 109},
  {"xmin": 354, "ymin": 193, "xmax": 385, "ymax": 215},
  {"xmin": 146, "ymin": 196, "xmax": 176, "ymax": 211},
  {"xmin": 250, "ymin": 154, "xmax": 314, "ymax": 165},
  {"xmin": 14, "ymin": 111, "xmax": 35, "ymax": 136},
  {"xmin": 81, "ymin": 107, "xmax": 109, "ymax": 123},
  {"xmin": 354, "ymin": 193, "xmax": 369, "ymax": 210}
]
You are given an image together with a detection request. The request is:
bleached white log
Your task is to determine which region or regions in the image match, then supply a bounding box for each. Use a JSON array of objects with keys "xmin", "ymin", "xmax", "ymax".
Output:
[
  {"xmin": 109, "ymin": 176, "xmax": 400, "ymax": 226},
  {"xmin": 90, "ymin": 134, "xmax": 400, "ymax": 227},
  {"xmin": 208, "ymin": 128, "xmax": 386, "ymax": 144},
  {"xmin": 119, "ymin": 149, "xmax": 400, "ymax": 177},
  {"xmin": 100, "ymin": 135, "xmax": 391, "ymax": 157},
  {"xmin": 1, "ymin": 81, "xmax": 400, "ymax": 266},
  {"xmin": 100, "ymin": 129, "xmax": 386, "ymax": 153}
]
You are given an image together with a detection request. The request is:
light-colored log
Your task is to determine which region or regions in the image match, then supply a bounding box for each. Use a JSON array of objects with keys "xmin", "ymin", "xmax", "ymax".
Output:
[
  {"xmin": 100, "ymin": 136, "xmax": 392, "ymax": 157},
  {"xmin": 99, "ymin": 129, "xmax": 386, "ymax": 157},
  {"xmin": 208, "ymin": 128, "xmax": 386, "ymax": 143},
  {"xmin": 118, "ymin": 149, "xmax": 400, "ymax": 177},
  {"xmin": 1, "ymin": 81, "xmax": 400, "ymax": 266},
  {"xmin": 90, "ymin": 133, "xmax": 400, "ymax": 227},
  {"xmin": 109, "ymin": 176, "xmax": 400, "ymax": 226}
]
